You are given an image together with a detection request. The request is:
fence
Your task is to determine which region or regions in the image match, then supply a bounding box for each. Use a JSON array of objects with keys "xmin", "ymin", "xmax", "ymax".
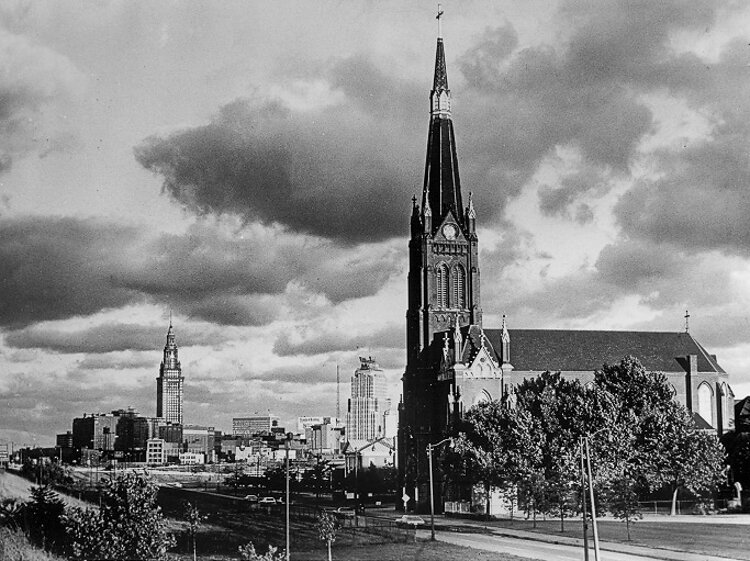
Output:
[{"xmin": 637, "ymin": 498, "xmax": 731, "ymax": 515}]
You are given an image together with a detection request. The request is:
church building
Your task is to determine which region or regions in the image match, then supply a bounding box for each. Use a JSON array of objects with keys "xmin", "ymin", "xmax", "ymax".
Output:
[{"xmin": 398, "ymin": 23, "xmax": 734, "ymax": 513}]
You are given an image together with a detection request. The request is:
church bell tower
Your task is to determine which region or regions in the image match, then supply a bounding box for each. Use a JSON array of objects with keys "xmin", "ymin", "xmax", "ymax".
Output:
[
  {"xmin": 406, "ymin": 21, "xmax": 482, "ymax": 371},
  {"xmin": 399, "ymin": 11, "xmax": 481, "ymax": 512}
]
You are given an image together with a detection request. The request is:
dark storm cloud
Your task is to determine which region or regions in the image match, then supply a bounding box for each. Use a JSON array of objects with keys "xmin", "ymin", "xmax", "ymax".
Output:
[
  {"xmin": 570, "ymin": 6, "xmax": 750, "ymax": 256},
  {"xmin": 0, "ymin": 217, "xmax": 143, "ymax": 328},
  {"xmin": 135, "ymin": 88, "xmax": 420, "ymax": 244},
  {"xmin": 5, "ymin": 322, "xmax": 226, "ymax": 354},
  {"xmin": 538, "ymin": 167, "xmax": 610, "ymax": 223},
  {"xmin": 273, "ymin": 324, "xmax": 404, "ymax": 357},
  {"xmin": 0, "ymin": 216, "xmax": 399, "ymax": 329},
  {"xmin": 117, "ymin": 222, "xmax": 402, "ymax": 323},
  {"xmin": 134, "ymin": 2, "xmax": 722, "ymax": 242},
  {"xmin": 505, "ymin": 239, "xmax": 734, "ymax": 322},
  {"xmin": 455, "ymin": 1, "xmax": 724, "ymax": 221}
]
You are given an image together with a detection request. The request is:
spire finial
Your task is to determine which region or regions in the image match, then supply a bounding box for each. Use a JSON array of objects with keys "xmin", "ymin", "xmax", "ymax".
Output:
[
  {"xmin": 436, "ymin": 4, "xmax": 444, "ymax": 39},
  {"xmin": 685, "ymin": 309, "xmax": 690, "ymax": 333}
]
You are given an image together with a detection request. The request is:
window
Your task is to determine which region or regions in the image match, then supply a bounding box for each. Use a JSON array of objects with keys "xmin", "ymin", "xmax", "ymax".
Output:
[
  {"xmin": 453, "ymin": 265, "xmax": 466, "ymax": 308},
  {"xmin": 697, "ymin": 382, "xmax": 714, "ymax": 426},
  {"xmin": 436, "ymin": 264, "xmax": 448, "ymax": 307}
]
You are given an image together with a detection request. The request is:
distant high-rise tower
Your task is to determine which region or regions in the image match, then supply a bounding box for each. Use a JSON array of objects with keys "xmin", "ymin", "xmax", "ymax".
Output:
[
  {"xmin": 346, "ymin": 357, "xmax": 391, "ymax": 441},
  {"xmin": 156, "ymin": 322, "xmax": 184, "ymax": 424}
]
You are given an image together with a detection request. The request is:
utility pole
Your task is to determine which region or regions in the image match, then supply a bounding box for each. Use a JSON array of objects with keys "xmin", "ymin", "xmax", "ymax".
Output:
[
  {"xmin": 336, "ymin": 364, "xmax": 340, "ymax": 421},
  {"xmin": 285, "ymin": 434, "xmax": 291, "ymax": 561},
  {"xmin": 580, "ymin": 438, "xmax": 589, "ymax": 561}
]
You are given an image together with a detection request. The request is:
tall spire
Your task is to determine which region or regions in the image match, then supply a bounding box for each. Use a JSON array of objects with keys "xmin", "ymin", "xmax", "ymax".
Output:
[{"xmin": 422, "ymin": 6, "xmax": 463, "ymax": 230}]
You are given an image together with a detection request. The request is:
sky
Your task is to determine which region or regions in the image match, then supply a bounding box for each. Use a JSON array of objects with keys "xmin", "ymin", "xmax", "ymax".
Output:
[{"xmin": 2, "ymin": 0, "xmax": 750, "ymax": 447}]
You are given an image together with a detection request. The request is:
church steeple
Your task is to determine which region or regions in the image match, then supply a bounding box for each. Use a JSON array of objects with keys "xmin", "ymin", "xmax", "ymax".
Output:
[
  {"xmin": 422, "ymin": 23, "xmax": 463, "ymax": 232},
  {"xmin": 406, "ymin": 12, "xmax": 481, "ymax": 368}
]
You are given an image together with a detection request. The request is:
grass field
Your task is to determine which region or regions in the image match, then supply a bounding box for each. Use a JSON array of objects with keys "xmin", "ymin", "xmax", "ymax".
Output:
[
  {"xmin": 482, "ymin": 515, "xmax": 750, "ymax": 560},
  {"xmin": 171, "ymin": 539, "xmax": 538, "ymax": 561}
]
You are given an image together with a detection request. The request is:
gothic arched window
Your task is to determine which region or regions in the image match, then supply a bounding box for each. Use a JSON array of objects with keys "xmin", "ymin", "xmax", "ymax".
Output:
[
  {"xmin": 697, "ymin": 382, "xmax": 714, "ymax": 426},
  {"xmin": 436, "ymin": 264, "xmax": 449, "ymax": 308},
  {"xmin": 453, "ymin": 264, "xmax": 466, "ymax": 308}
]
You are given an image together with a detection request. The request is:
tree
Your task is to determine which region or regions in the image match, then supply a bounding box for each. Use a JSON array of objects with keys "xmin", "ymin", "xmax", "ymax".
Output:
[
  {"xmin": 316, "ymin": 510, "xmax": 339, "ymax": 561},
  {"xmin": 722, "ymin": 430, "xmax": 750, "ymax": 489},
  {"xmin": 594, "ymin": 357, "xmax": 726, "ymax": 519},
  {"xmin": 24, "ymin": 485, "xmax": 68, "ymax": 554},
  {"xmin": 452, "ymin": 397, "xmax": 544, "ymax": 519},
  {"xmin": 65, "ymin": 471, "xmax": 175, "ymax": 560},
  {"xmin": 513, "ymin": 372, "xmax": 593, "ymax": 530},
  {"xmin": 238, "ymin": 542, "xmax": 286, "ymax": 561},
  {"xmin": 654, "ymin": 407, "xmax": 726, "ymax": 515},
  {"xmin": 183, "ymin": 501, "xmax": 207, "ymax": 561}
]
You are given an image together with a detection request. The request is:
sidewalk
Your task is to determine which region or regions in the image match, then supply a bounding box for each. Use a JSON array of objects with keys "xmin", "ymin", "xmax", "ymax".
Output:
[{"xmin": 476, "ymin": 524, "xmax": 740, "ymax": 561}]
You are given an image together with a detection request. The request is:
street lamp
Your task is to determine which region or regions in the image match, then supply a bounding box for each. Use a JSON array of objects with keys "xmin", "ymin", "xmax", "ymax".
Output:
[
  {"xmin": 284, "ymin": 432, "xmax": 292, "ymax": 561},
  {"xmin": 427, "ymin": 437, "xmax": 453, "ymax": 541}
]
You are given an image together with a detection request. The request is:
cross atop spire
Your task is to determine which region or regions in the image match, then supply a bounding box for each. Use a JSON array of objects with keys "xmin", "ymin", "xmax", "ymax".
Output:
[{"xmin": 436, "ymin": 4, "xmax": 444, "ymax": 39}]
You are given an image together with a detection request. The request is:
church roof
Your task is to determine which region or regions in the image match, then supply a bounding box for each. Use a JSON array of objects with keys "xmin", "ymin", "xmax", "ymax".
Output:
[{"xmin": 479, "ymin": 329, "xmax": 725, "ymax": 374}]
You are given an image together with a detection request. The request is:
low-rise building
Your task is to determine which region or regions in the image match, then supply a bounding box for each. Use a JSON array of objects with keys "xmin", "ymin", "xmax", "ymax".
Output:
[{"xmin": 146, "ymin": 438, "xmax": 166, "ymax": 465}]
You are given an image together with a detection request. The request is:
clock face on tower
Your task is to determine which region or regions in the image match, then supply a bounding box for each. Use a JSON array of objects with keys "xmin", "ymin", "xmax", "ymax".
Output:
[{"xmin": 442, "ymin": 223, "xmax": 457, "ymax": 240}]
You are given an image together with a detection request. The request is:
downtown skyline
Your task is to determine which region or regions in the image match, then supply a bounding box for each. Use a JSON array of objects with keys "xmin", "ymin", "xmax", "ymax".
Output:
[{"xmin": 3, "ymin": 1, "xmax": 750, "ymax": 446}]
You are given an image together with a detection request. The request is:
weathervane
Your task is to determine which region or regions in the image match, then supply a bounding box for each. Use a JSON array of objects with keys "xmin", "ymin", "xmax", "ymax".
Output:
[
  {"xmin": 436, "ymin": 4, "xmax": 444, "ymax": 38},
  {"xmin": 684, "ymin": 309, "xmax": 690, "ymax": 333}
]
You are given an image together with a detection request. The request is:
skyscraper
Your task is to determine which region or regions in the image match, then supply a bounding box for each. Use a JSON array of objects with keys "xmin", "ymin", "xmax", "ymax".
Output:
[
  {"xmin": 156, "ymin": 322, "xmax": 184, "ymax": 424},
  {"xmin": 346, "ymin": 357, "xmax": 391, "ymax": 441}
]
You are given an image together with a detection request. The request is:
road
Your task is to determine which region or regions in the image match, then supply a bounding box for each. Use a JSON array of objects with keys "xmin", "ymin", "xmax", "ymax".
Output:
[
  {"xmin": 429, "ymin": 531, "xmax": 650, "ymax": 561},
  {"xmin": 424, "ymin": 529, "xmax": 741, "ymax": 561}
]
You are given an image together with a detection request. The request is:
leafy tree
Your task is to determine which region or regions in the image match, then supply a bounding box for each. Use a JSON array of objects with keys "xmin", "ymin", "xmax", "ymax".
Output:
[
  {"xmin": 316, "ymin": 510, "xmax": 339, "ymax": 561},
  {"xmin": 20, "ymin": 460, "xmax": 72, "ymax": 487},
  {"xmin": 513, "ymin": 372, "xmax": 593, "ymax": 530},
  {"xmin": 452, "ymin": 397, "xmax": 543, "ymax": 518},
  {"xmin": 0, "ymin": 498, "xmax": 24, "ymax": 530},
  {"xmin": 183, "ymin": 501, "xmax": 207, "ymax": 561},
  {"xmin": 722, "ymin": 430, "xmax": 750, "ymax": 489},
  {"xmin": 655, "ymin": 407, "xmax": 726, "ymax": 515},
  {"xmin": 594, "ymin": 357, "xmax": 726, "ymax": 517},
  {"xmin": 24, "ymin": 485, "xmax": 68, "ymax": 554},
  {"xmin": 238, "ymin": 542, "xmax": 286, "ymax": 561},
  {"xmin": 65, "ymin": 471, "xmax": 175, "ymax": 560}
]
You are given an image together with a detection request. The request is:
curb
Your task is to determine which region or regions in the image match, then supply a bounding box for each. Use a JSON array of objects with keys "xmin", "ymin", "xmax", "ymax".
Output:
[{"xmin": 484, "ymin": 526, "xmax": 740, "ymax": 561}]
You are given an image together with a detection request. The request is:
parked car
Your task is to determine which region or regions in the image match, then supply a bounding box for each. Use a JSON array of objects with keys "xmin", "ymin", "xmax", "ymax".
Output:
[
  {"xmin": 395, "ymin": 515, "xmax": 425, "ymax": 527},
  {"xmin": 333, "ymin": 507, "xmax": 356, "ymax": 518},
  {"xmin": 244, "ymin": 494, "xmax": 259, "ymax": 503},
  {"xmin": 258, "ymin": 496, "xmax": 276, "ymax": 504}
]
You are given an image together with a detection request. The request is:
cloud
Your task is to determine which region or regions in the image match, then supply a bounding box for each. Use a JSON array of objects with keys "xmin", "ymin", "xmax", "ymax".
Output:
[
  {"xmin": 0, "ymin": 217, "xmax": 143, "ymax": 329},
  {"xmin": 273, "ymin": 324, "xmax": 404, "ymax": 357},
  {"xmin": 135, "ymin": 85, "xmax": 421, "ymax": 244},
  {"xmin": 77, "ymin": 354, "xmax": 156, "ymax": 371},
  {"xmin": 538, "ymin": 166, "xmax": 610, "ymax": 223},
  {"xmin": 505, "ymin": 238, "xmax": 737, "ymax": 323},
  {"xmin": 0, "ymin": 27, "xmax": 83, "ymax": 172},
  {"xmin": 616, "ymin": 133, "xmax": 750, "ymax": 256},
  {"xmin": 5, "ymin": 322, "xmax": 226, "ymax": 354},
  {"xmin": 0, "ymin": 216, "xmax": 401, "ymax": 328}
]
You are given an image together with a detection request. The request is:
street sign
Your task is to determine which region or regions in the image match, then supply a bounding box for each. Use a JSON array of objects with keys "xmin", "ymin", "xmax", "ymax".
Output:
[{"xmin": 402, "ymin": 493, "xmax": 410, "ymax": 506}]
